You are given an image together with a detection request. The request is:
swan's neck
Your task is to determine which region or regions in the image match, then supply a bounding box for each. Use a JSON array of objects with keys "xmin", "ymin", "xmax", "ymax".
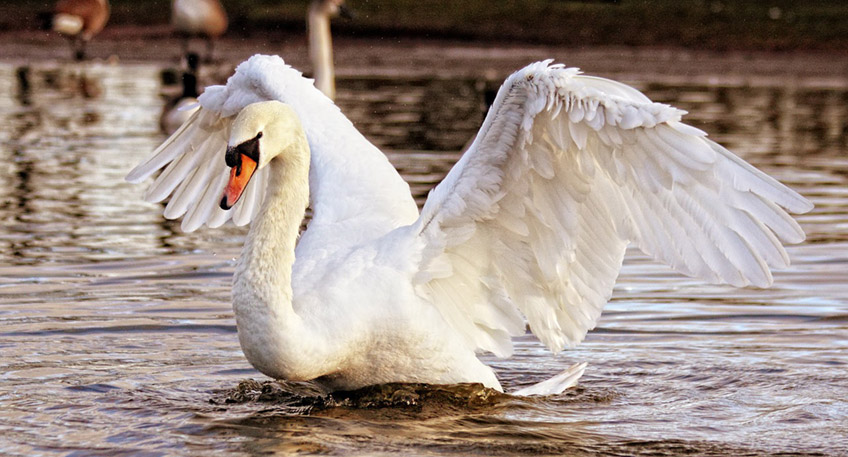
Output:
[
  {"xmin": 232, "ymin": 140, "xmax": 313, "ymax": 380},
  {"xmin": 308, "ymin": 3, "xmax": 335, "ymax": 99}
]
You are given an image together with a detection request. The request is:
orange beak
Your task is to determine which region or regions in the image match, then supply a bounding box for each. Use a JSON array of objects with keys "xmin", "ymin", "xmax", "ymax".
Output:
[{"xmin": 220, "ymin": 153, "xmax": 258, "ymax": 210}]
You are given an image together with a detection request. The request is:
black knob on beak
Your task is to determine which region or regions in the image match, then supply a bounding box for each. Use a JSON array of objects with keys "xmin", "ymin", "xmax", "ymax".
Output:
[{"xmin": 225, "ymin": 146, "xmax": 240, "ymax": 168}]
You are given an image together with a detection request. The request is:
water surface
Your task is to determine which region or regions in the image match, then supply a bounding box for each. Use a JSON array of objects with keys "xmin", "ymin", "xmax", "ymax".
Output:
[{"xmin": 0, "ymin": 59, "xmax": 846, "ymax": 456}]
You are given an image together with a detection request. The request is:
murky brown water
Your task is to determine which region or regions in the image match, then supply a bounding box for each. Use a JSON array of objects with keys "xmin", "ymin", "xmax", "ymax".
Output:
[{"xmin": 0, "ymin": 59, "xmax": 846, "ymax": 456}]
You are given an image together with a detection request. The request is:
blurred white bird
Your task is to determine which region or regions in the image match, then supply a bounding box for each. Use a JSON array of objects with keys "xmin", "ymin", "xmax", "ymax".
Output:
[
  {"xmin": 127, "ymin": 55, "xmax": 812, "ymax": 395},
  {"xmin": 171, "ymin": 0, "xmax": 228, "ymax": 62},
  {"xmin": 308, "ymin": 0, "xmax": 350, "ymax": 99}
]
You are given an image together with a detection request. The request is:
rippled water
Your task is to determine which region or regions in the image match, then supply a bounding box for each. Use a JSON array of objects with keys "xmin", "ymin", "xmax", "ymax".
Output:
[{"xmin": 0, "ymin": 59, "xmax": 846, "ymax": 456}]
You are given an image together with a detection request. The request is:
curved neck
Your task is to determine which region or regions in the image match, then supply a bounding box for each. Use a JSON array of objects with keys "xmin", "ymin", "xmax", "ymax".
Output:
[
  {"xmin": 236, "ymin": 156, "xmax": 308, "ymax": 304},
  {"xmin": 308, "ymin": 3, "xmax": 335, "ymax": 99},
  {"xmin": 232, "ymin": 136, "xmax": 313, "ymax": 379}
]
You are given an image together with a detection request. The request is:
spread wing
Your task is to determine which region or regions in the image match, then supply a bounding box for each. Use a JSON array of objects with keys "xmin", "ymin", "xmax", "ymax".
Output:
[{"xmin": 413, "ymin": 61, "xmax": 812, "ymax": 356}]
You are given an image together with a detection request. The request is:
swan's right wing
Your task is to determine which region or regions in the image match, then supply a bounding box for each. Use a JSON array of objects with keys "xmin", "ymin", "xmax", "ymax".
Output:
[
  {"xmin": 412, "ymin": 61, "xmax": 812, "ymax": 357},
  {"xmin": 126, "ymin": 55, "xmax": 316, "ymax": 232},
  {"xmin": 126, "ymin": 88, "xmax": 272, "ymax": 232}
]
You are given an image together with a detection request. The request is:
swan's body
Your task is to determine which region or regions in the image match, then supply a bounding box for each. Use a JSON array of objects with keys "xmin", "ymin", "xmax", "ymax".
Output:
[
  {"xmin": 52, "ymin": 0, "xmax": 110, "ymax": 60},
  {"xmin": 308, "ymin": 0, "xmax": 347, "ymax": 99},
  {"xmin": 171, "ymin": 0, "xmax": 228, "ymax": 61},
  {"xmin": 128, "ymin": 55, "xmax": 811, "ymax": 395}
]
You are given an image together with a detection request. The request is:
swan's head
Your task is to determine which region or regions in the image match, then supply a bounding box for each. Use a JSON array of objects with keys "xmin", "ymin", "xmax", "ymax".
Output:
[{"xmin": 220, "ymin": 100, "xmax": 306, "ymax": 210}]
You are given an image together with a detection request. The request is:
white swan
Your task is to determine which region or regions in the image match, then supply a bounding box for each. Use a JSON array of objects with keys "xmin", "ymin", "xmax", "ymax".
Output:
[
  {"xmin": 308, "ymin": 0, "xmax": 348, "ymax": 99},
  {"xmin": 127, "ymin": 55, "xmax": 812, "ymax": 395}
]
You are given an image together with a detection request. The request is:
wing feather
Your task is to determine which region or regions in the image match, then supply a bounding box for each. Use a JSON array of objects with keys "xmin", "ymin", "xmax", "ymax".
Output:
[
  {"xmin": 125, "ymin": 58, "xmax": 299, "ymax": 232},
  {"xmin": 162, "ymin": 134, "xmax": 223, "ymax": 219},
  {"xmin": 412, "ymin": 61, "xmax": 812, "ymax": 355},
  {"xmin": 126, "ymin": 110, "xmax": 204, "ymax": 184}
]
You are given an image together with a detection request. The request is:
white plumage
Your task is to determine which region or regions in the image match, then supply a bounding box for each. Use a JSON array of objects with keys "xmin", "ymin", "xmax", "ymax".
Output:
[{"xmin": 127, "ymin": 55, "xmax": 811, "ymax": 395}]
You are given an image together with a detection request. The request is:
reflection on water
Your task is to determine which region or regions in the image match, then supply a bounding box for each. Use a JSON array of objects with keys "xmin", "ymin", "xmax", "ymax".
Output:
[{"xmin": 0, "ymin": 60, "xmax": 846, "ymax": 456}]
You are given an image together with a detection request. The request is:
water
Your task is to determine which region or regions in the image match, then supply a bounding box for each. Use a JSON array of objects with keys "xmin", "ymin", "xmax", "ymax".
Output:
[{"xmin": 0, "ymin": 57, "xmax": 846, "ymax": 456}]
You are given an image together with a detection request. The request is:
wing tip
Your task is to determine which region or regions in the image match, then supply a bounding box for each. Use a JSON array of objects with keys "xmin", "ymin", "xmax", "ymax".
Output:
[
  {"xmin": 512, "ymin": 362, "xmax": 588, "ymax": 396},
  {"xmin": 181, "ymin": 216, "xmax": 203, "ymax": 233},
  {"xmin": 794, "ymin": 197, "xmax": 815, "ymax": 215},
  {"xmin": 125, "ymin": 166, "xmax": 148, "ymax": 184}
]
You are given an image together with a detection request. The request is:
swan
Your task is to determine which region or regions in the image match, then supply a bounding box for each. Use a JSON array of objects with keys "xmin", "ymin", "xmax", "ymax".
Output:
[
  {"xmin": 308, "ymin": 0, "xmax": 349, "ymax": 99},
  {"xmin": 52, "ymin": 0, "xmax": 110, "ymax": 60},
  {"xmin": 171, "ymin": 0, "xmax": 228, "ymax": 62},
  {"xmin": 160, "ymin": 53, "xmax": 201, "ymax": 134},
  {"xmin": 127, "ymin": 55, "xmax": 812, "ymax": 395}
]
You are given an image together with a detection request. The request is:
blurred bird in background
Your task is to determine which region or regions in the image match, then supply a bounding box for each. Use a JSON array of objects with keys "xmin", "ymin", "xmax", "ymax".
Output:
[
  {"xmin": 308, "ymin": 0, "xmax": 351, "ymax": 100},
  {"xmin": 51, "ymin": 0, "xmax": 110, "ymax": 60},
  {"xmin": 160, "ymin": 52, "xmax": 201, "ymax": 134},
  {"xmin": 171, "ymin": 0, "xmax": 228, "ymax": 62}
]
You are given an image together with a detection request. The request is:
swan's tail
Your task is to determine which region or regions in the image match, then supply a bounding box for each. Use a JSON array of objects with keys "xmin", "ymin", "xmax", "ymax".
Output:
[{"xmin": 512, "ymin": 362, "xmax": 587, "ymax": 396}]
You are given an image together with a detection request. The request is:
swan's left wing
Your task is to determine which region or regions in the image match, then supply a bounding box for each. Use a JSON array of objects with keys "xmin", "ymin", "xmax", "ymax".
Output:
[{"xmin": 412, "ymin": 61, "xmax": 812, "ymax": 357}]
